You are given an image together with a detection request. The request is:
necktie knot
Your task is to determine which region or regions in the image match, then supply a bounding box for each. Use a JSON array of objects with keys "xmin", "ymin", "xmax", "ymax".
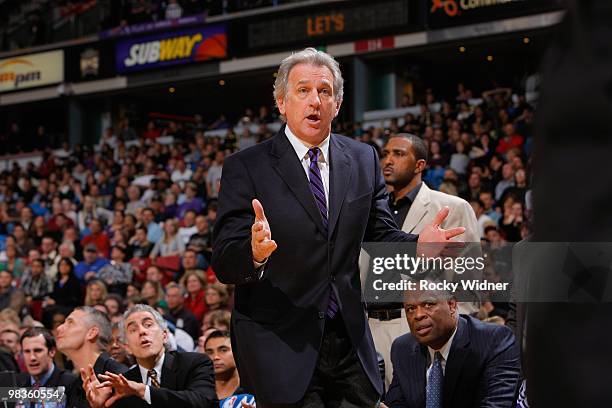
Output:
[
  {"xmin": 308, "ymin": 147, "xmax": 321, "ymax": 163},
  {"xmin": 434, "ymin": 351, "xmax": 442, "ymax": 363},
  {"xmin": 148, "ymin": 369, "xmax": 160, "ymax": 388}
]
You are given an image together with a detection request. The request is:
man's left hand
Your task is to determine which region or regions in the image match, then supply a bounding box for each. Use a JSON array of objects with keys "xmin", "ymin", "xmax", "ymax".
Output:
[
  {"xmin": 97, "ymin": 371, "xmax": 147, "ymax": 407},
  {"xmin": 417, "ymin": 206, "xmax": 465, "ymax": 258}
]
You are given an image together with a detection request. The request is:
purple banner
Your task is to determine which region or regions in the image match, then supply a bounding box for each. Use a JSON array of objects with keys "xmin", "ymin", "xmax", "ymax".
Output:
[
  {"xmin": 115, "ymin": 25, "xmax": 226, "ymax": 74},
  {"xmin": 101, "ymin": 14, "xmax": 207, "ymax": 39}
]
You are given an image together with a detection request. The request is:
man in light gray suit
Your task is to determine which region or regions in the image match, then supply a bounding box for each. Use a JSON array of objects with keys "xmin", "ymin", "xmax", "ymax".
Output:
[{"xmin": 365, "ymin": 133, "xmax": 481, "ymax": 388}]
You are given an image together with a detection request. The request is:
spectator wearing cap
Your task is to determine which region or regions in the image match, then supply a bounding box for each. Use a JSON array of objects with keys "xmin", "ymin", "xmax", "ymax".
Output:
[
  {"xmin": 98, "ymin": 245, "xmax": 134, "ymax": 296},
  {"xmin": 81, "ymin": 219, "xmax": 111, "ymax": 258},
  {"xmin": 75, "ymin": 244, "xmax": 110, "ymax": 283}
]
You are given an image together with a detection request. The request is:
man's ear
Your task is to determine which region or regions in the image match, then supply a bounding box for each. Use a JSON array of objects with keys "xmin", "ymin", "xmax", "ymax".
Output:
[
  {"xmin": 334, "ymin": 99, "xmax": 342, "ymax": 118},
  {"xmin": 162, "ymin": 329, "xmax": 169, "ymax": 346},
  {"xmin": 276, "ymin": 97, "xmax": 286, "ymax": 117},
  {"xmin": 86, "ymin": 326, "xmax": 99, "ymax": 344},
  {"xmin": 49, "ymin": 348, "xmax": 56, "ymax": 359},
  {"xmin": 415, "ymin": 159, "xmax": 427, "ymax": 174},
  {"xmin": 448, "ymin": 298, "xmax": 458, "ymax": 316}
]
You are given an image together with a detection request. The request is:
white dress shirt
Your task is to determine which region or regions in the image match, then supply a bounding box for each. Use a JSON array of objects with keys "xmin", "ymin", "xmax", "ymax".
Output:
[
  {"xmin": 138, "ymin": 352, "xmax": 165, "ymax": 404},
  {"xmin": 426, "ymin": 324, "xmax": 458, "ymax": 385},
  {"xmin": 284, "ymin": 124, "xmax": 331, "ymax": 210}
]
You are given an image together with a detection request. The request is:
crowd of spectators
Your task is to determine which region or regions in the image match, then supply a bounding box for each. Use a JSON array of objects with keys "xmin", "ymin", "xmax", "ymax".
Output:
[
  {"xmin": 0, "ymin": 81, "xmax": 532, "ymax": 400},
  {"xmin": 0, "ymin": 0, "xmax": 306, "ymax": 52}
]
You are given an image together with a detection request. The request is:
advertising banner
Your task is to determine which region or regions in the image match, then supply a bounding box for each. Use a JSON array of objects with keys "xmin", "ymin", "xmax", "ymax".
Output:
[
  {"xmin": 116, "ymin": 25, "xmax": 227, "ymax": 74},
  {"xmin": 427, "ymin": 0, "xmax": 562, "ymax": 28},
  {"xmin": 0, "ymin": 50, "xmax": 64, "ymax": 93}
]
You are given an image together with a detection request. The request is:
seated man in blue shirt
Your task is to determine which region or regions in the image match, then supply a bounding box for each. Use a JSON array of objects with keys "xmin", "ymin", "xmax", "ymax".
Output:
[{"xmin": 74, "ymin": 244, "xmax": 109, "ymax": 282}]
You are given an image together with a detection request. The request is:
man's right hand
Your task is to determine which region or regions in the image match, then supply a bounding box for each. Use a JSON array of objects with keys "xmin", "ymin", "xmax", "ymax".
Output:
[{"xmin": 251, "ymin": 199, "xmax": 277, "ymax": 263}]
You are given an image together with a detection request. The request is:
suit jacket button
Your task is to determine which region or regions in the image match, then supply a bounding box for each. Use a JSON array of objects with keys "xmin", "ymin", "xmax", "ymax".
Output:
[{"xmin": 318, "ymin": 312, "xmax": 325, "ymax": 319}]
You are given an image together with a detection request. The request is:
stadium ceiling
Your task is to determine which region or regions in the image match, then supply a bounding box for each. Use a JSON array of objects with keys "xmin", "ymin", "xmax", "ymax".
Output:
[{"xmin": 0, "ymin": 9, "xmax": 563, "ymax": 107}]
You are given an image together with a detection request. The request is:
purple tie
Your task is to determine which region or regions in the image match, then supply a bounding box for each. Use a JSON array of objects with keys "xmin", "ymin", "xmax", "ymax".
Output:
[{"xmin": 307, "ymin": 147, "xmax": 338, "ymax": 319}]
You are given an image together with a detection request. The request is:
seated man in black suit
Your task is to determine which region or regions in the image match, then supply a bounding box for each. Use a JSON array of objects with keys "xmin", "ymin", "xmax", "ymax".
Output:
[
  {"xmin": 83, "ymin": 304, "xmax": 217, "ymax": 408},
  {"xmin": 17, "ymin": 327, "xmax": 79, "ymax": 400},
  {"xmin": 57, "ymin": 306, "xmax": 127, "ymax": 408},
  {"xmin": 383, "ymin": 286, "xmax": 520, "ymax": 408}
]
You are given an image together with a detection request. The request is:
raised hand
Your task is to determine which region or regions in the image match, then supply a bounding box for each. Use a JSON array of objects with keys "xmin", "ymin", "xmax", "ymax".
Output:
[
  {"xmin": 81, "ymin": 364, "xmax": 111, "ymax": 408},
  {"xmin": 97, "ymin": 371, "xmax": 146, "ymax": 407},
  {"xmin": 417, "ymin": 206, "xmax": 465, "ymax": 258},
  {"xmin": 251, "ymin": 199, "xmax": 277, "ymax": 263}
]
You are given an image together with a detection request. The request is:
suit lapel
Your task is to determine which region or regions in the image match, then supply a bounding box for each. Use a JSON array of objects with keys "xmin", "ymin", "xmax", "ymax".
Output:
[
  {"xmin": 328, "ymin": 135, "xmax": 351, "ymax": 239},
  {"xmin": 271, "ymin": 126, "xmax": 328, "ymax": 238},
  {"xmin": 401, "ymin": 183, "xmax": 430, "ymax": 233},
  {"xmin": 124, "ymin": 365, "xmax": 142, "ymax": 383},
  {"xmin": 160, "ymin": 352, "xmax": 177, "ymax": 390},
  {"xmin": 407, "ymin": 342, "xmax": 428, "ymax": 408},
  {"xmin": 443, "ymin": 316, "xmax": 469, "ymax": 406}
]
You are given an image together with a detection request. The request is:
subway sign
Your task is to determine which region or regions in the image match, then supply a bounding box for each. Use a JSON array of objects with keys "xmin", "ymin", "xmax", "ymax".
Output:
[
  {"xmin": 116, "ymin": 25, "xmax": 227, "ymax": 73},
  {"xmin": 0, "ymin": 50, "xmax": 63, "ymax": 93}
]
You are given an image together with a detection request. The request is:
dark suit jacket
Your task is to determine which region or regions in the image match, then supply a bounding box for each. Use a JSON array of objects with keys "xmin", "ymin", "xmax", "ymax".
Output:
[
  {"xmin": 212, "ymin": 127, "xmax": 415, "ymax": 403},
  {"xmin": 385, "ymin": 315, "xmax": 520, "ymax": 408},
  {"xmin": 113, "ymin": 351, "xmax": 217, "ymax": 408}
]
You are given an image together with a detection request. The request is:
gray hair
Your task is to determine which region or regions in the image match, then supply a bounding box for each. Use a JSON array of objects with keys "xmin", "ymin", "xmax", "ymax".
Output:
[
  {"xmin": 75, "ymin": 306, "xmax": 112, "ymax": 351},
  {"xmin": 120, "ymin": 304, "xmax": 168, "ymax": 343},
  {"xmin": 273, "ymin": 47, "xmax": 344, "ymax": 108}
]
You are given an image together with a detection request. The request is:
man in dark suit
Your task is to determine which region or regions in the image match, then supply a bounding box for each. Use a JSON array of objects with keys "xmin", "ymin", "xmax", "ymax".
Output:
[
  {"xmin": 83, "ymin": 304, "xmax": 217, "ymax": 408},
  {"xmin": 17, "ymin": 327, "xmax": 79, "ymax": 406},
  {"xmin": 383, "ymin": 287, "xmax": 520, "ymax": 408},
  {"xmin": 212, "ymin": 47, "xmax": 464, "ymax": 407}
]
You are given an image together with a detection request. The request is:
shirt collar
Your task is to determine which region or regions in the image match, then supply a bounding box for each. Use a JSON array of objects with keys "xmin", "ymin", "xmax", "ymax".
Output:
[
  {"xmin": 284, "ymin": 125, "xmax": 330, "ymax": 164},
  {"xmin": 428, "ymin": 322, "xmax": 458, "ymax": 365},
  {"xmin": 138, "ymin": 351, "xmax": 165, "ymax": 385},
  {"xmin": 31, "ymin": 363, "xmax": 54, "ymax": 386},
  {"xmin": 391, "ymin": 182, "xmax": 423, "ymax": 204}
]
